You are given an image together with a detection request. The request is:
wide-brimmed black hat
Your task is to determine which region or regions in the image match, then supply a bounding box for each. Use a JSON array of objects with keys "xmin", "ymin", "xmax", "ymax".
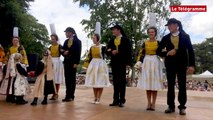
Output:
[
  {"xmin": 165, "ymin": 18, "xmax": 179, "ymax": 26},
  {"xmin": 64, "ymin": 27, "xmax": 75, "ymax": 33},
  {"xmin": 110, "ymin": 24, "xmax": 123, "ymax": 30}
]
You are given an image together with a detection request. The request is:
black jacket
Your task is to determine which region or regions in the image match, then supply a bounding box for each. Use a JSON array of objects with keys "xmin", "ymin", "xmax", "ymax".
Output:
[
  {"xmin": 107, "ymin": 36, "xmax": 132, "ymax": 66},
  {"xmin": 156, "ymin": 32, "xmax": 195, "ymax": 68},
  {"xmin": 16, "ymin": 63, "xmax": 28, "ymax": 77},
  {"xmin": 62, "ymin": 37, "xmax": 82, "ymax": 65}
]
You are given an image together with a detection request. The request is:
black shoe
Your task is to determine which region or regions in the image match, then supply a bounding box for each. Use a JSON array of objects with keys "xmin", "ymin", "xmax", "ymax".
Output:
[
  {"xmin": 41, "ymin": 100, "xmax": 47, "ymax": 105},
  {"xmin": 6, "ymin": 96, "xmax": 11, "ymax": 103},
  {"xmin": 6, "ymin": 95, "xmax": 16, "ymax": 103},
  {"xmin": 62, "ymin": 98, "xmax": 73, "ymax": 102},
  {"xmin": 109, "ymin": 102, "xmax": 119, "ymax": 106},
  {"xmin": 31, "ymin": 101, "xmax": 37, "ymax": 106},
  {"xmin": 16, "ymin": 100, "xmax": 28, "ymax": 105},
  {"xmin": 165, "ymin": 108, "xmax": 175, "ymax": 113},
  {"xmin": 11, "ymin": 99, "xmax": 16, "ymax": 103},
  {"xmin": 119, "ymin": 103, "xmax": 124, "ymax": 107},
  {"xmin": 7, "ymin": 98, "xmax": 16, "ymax": 103},
  {"xmin": 179, "ymin": 109, "xmax": 186, "ymax": 115}
]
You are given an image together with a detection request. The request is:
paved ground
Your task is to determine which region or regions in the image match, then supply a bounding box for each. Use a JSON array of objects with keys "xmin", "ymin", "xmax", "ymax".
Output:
[{"xmin": 0, "ymin": 85, "xmax": 213, "ymax": 120}]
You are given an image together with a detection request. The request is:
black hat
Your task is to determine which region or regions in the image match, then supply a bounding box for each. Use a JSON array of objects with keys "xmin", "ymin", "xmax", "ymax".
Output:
[
  {"xmin": 165, "ymin": 18, "xmax": 179, "ymax": 26},
  {"xmin": 64, "ymin": 27, "xmax": 75, "ymax": 33},
  {"xmin": 110, "ymin": 24, "xmax": 123, "ymax": 30},
  {"xmin": 110, "ymin": 24, "xmax": 127, "ymax": 37}
]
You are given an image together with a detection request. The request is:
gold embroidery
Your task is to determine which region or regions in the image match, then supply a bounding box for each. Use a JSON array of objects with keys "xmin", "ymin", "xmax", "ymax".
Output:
[
  {"xmin": 91, "ymin": 46, "xmax": 101, "ymax": 58},
  {"xmin": 114, "ymin": 37, "xmax": 121, "ymax": 52},
  {"xmin": 145, "ymin": 41, "xmax": 158, "ymax": 55},
  {"xmin": 67, "ymin": 38, "xmax": 73, "ymax": 48},
  {"xmin": 50, "ymin": 44, "xmax": 59, "ymax": 57},
  {"xmin": 170, "ymin": 35, "xmax": 179, "ymax": 49}
]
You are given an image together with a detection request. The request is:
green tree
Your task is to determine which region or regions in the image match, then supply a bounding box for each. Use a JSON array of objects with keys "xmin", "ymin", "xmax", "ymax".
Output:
[
  {"xmin": 193, "ymin": 37, "xmax": 213, "ymax": 73},
  {"xmin": 0, "ymin": 0, "xmax": 49, "ymax": 58},
  {"xmin": 73, "ymin": 0, "xmax": 181, "ymax": 62}
]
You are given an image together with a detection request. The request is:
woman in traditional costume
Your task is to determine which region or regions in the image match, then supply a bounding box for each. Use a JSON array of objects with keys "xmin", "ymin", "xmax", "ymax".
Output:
[
  {"xmin": 84, "ymin": 34, "xmax": 110, "ymax": 104},
  {"xmin": 137, "ymin": 26, "xmax": 164, "ymax": 111},
  {"xmin": 6, "ymin": 37, "xmax": 28, "ymax": 65},
  {"xmin": 49, "ymin": 34, "xmax": 65, "ymax": 100}
]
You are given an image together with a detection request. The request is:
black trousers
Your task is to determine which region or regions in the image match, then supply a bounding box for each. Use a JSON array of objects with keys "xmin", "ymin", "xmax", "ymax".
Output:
[
  {"xmin": 64, "ymin": 62, "xmax": 77, "ymax": 99},
  {"xmin": 111, "ymin": 64, "xmax": 126, "ymax": 104},
  {"xmin": 166, "ymin": 65, "xmax": 187, "ymax": 110}
]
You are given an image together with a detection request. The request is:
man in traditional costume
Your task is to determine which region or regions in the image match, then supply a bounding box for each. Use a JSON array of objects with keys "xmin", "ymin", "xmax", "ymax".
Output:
[
  {"xmin": 62, "ymin": 27, "xmax": 81, "ymax": 102},
  {"xmin": 107, "ymin": 24, "xmax": 132, "ymax": 107},
  {"xmin": 157, "ymin": 18, "xmax": 195, "ymax": 115}
]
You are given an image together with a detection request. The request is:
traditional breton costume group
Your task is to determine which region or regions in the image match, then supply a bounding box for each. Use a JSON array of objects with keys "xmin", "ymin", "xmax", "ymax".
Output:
[
  {"xmin": 0, "ymin": 27, "xmax": 30, "ymax": 104},
  {"xmin": 0, "ymin": 18, "xmax": 195, "ymax": 116}
]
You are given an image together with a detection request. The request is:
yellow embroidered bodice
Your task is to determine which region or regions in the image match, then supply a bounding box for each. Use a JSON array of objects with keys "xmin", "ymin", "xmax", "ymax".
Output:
[
  {"xmin": 50, "ymin": 44, "xmax": 60, "ymax": 57},
  {"xmin": 145, "ymin": 41, "xmax": 158, "ymax": 55},
  {"xmin": 9, "ymin": 46, "xmax": 19, "ymax": 54},
  {"xmin": 137, "ymin": 40, "xmax": 158, "ymax": 61},
  {"xmin": 83, "ymin": 45, "xmax": 102, "ymax": 68},
  {"xmin": 91, "ymin": 46, "xmax": 101, "ymax": 58},
  {"xmin": 170, "ymin": 35, "xmax": 179, "ymax": 49}
]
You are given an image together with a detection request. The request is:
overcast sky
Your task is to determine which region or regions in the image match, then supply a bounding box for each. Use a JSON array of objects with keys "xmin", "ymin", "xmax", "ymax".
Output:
[{"xmin": 29, "ymin": 0, "xmax": 213, "ymax": 54}]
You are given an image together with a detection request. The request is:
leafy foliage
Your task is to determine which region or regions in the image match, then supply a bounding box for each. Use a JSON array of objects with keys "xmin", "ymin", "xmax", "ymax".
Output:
[
  {"xmin": 193, "ymin": 37, "xmax": 213, "ymax": 73},
  {"xmin": 0, "ymin": 0, "xmax": 49, "ymax": 58},
  {"xmin": 73, "ymin": 0, "xmax": 181, "ymax": 62}
]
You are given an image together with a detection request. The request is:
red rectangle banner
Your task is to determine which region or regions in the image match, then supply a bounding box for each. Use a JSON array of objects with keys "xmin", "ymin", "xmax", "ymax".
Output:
[{"xmin": 170, "ymin": 5, "xmax": 207, "ymax": 12}]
